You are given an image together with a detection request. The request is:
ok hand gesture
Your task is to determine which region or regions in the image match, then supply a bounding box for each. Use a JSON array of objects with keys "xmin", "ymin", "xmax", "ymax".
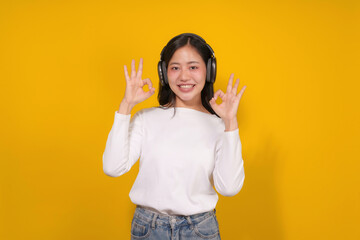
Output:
[
  {"xmin": 209, "ymin": 74, "xmax": 246, "ymax": 126},
  {"xmin": 122, "ymin": 58, "xmax": 155, "ymax": 107}
]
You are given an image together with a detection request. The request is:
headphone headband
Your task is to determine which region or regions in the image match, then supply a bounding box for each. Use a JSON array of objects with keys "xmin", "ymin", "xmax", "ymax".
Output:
[{"xmin": 160, "ymin": 33, "xmax": 215, "ymax": 60}]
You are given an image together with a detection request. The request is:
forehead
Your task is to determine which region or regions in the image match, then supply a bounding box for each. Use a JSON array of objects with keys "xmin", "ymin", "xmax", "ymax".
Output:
[{"xmin": 169, "ymin": 45, "xmax": 204, "ymax": 64}]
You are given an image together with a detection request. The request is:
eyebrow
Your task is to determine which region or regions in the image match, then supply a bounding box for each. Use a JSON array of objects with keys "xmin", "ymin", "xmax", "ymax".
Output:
[{"xmin": 169, "ymin": 61, "xmax": 200, "ymax": 65}]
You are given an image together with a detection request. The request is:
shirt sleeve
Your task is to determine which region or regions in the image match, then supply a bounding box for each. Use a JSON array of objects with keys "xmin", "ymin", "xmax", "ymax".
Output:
[
  {"xmin": 213, "ymin": 128, "xmax": 245, "ymax": 196},
  {"xmin": 102, "ymin": 110, "xmax": 143, "ymax": 177}
]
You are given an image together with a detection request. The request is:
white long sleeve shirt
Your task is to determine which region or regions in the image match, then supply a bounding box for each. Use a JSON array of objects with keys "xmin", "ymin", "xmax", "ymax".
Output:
[{"xmin": 102, "ymin": 106, "xmax": 245, "ymax": 215}]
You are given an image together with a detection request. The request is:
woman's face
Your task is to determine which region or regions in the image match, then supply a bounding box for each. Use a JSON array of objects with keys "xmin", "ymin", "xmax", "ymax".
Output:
[{"xmin": 167, "ymin": 45, "xmax": 207, "ymax": 108}]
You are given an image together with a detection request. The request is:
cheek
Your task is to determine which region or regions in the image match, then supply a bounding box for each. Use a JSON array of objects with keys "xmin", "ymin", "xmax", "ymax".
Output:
[
  {"xmin": 167, "ymin": 70, "xmax": 178, "ymax": 80},
  {"xmin": 167, "ymin": 74, "xmax": 177, "ymax": 90},
  {"xmin": 196, "ymin": 69, "xmax": 207, "ymax": 83}
]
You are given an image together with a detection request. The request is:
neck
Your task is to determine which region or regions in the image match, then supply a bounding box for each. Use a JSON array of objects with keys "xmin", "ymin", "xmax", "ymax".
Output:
[{"xmin": 175, "ymin": 97, "xmax": 207, "ymax": 113}]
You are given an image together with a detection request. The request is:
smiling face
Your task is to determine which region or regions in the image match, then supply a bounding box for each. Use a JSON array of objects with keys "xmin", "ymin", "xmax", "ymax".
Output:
[{"xmin": 167, "ymin": 44, "xmax": 207, "ymax": 109}]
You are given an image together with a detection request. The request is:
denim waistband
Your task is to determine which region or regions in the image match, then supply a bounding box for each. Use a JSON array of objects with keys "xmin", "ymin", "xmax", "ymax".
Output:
[{"xmin": 134, "ymin": 205, "xmax": 216, "ymax": 227}]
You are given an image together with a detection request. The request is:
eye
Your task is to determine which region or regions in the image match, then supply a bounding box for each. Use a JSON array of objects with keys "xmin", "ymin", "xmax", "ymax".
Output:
[
  {"xmin": 190, "ymin": 66, "xmax": 198, "ymax": 70},
  {"xmin": 171, "ymin": 66, "xmax": 179, "ymax": 70}
]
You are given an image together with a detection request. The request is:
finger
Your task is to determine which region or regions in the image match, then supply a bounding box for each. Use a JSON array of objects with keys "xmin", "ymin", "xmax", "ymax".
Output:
[
  {"xmin": 136, "ymin": 58, "xmax": 143, "ymax": 78},
  {"xmin": 210, "ymin": 90, "xmax": 224, "ymax": 108},
  {"xmin": 236, "ymin": 85, "xmax": 247, "ymax": 100},
  {"xmin": 131, "ymin": 59, "xmax": 136, "ymax": 79},
  {"xmin": 232, "ymin": 78, "xmax": 240, "ymax": 95},
  {"xmin": 213, "ymin": 90, "xmax": 221, "ymax": 100},
  {"xmin": 146, "ymin": 89, "xmax": 155, "ymax": 97},
  {"xmin": 213, "ymin": 89, "xmax": 225, "ymax": 100},
  {"xmin": 227, "ymin": 73, "xmax": 235, "ymax": 93},
  {"xmin": 142, "ymin": 78, "xmax": 154, "ymax": 90},
  {"xmin": 124, "ymin": 65, "xmax": 130, "ymax": 81},
  {"xmin": 143, "ymin": 78, "xmax": 155, "ymax": 97}
]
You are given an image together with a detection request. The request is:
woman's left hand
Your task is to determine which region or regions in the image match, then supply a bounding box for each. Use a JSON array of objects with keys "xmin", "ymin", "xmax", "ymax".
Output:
[{"xmin": 209, "ymin": 73, "xmax": 246, "ymax": 123}]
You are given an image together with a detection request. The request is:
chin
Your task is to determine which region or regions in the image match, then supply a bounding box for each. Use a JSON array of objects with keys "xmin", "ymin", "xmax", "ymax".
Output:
[
  {"xmin": 170, "ymin": 84, "xmax": 203, "ymax": 104},
  {"xmin": 175, "ymin": 93, "xmax": 201, "ymax": 103}
]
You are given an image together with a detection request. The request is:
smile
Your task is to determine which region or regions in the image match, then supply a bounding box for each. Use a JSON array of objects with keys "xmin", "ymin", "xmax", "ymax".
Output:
[
  {"xmin": 177, "ymin": 84, "xmax": 195, "ymax": 93},
  {"xmin": 178, "ymin": 84, "xmax": 195, "ymax": 89}
]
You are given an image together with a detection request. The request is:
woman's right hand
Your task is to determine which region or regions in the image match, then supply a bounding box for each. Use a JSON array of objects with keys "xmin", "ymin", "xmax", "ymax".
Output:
[{"xmin": 121, "ymin": 58, "xmax": 155, "ymax": 108}]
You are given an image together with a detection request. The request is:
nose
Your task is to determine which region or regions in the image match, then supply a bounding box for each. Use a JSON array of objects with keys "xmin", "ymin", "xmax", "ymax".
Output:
[{"xmin": 179, "ymin": 69, "xmax": 191, "ymax": 81}]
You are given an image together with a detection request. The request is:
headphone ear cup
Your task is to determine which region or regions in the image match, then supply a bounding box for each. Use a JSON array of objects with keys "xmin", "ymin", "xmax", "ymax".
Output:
[
  {"xmin": 211, "ymin": 57, "xmax": 216, "ymax": 83},
  {"xmin": 206, "ymin": 58, "xmax": 212, "ymax": 83},
  {"xmin": 158, "ymin": 60, "xmax": 164, "ymax": 86},
  {"xmin": 161, "ymin": 61, "xmax": 168, "ymax": 85},
  {"xmin": 158, "ymin": 61, "xmax": 164, "ymax": 86},
  {"xmin": 207, "ymin": 57, "xmax": 216, "ymax": 83}
]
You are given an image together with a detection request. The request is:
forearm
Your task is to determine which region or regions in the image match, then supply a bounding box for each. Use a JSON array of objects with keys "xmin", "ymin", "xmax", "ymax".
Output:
[
  {"xmin": 102, "ymin": 113, "xmax": 132, "ymax": 177},
  {"xmin": 213, "ymin": 129, "xmax": 245, "ymax": 196}
]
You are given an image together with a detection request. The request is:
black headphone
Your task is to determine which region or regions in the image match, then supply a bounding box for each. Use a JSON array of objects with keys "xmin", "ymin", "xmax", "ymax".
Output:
[{"xmin": 158, "ymin": 33, "xmax": 217, "ymax": 87}]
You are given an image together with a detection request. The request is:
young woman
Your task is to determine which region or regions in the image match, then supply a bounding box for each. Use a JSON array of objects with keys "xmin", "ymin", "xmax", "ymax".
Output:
[{"xmin": 103, "ymin": 33, "xmax": 246, "ymax": 240}]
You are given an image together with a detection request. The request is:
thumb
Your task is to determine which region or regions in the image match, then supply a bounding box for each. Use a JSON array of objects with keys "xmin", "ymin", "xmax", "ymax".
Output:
[
  {"xmin": 146, "ymin": 87, "xmax": 155, "ymax": 97},
  {"xmin": 209, "ymin": 97, "xmax": 220, "ymax": 115},
  {"xmin": 209, "ymin": 97, "xmax": 218, "ymax": 112}
]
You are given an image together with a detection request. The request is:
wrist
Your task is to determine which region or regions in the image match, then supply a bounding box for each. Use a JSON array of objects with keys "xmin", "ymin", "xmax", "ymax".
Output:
[
  {"xmin": 223, "ymin": 117, "xmax": 238, "ymax": 132},
  {"xmin": 118, "ymin": 100, "xmax": 135, "ymax": 115}
]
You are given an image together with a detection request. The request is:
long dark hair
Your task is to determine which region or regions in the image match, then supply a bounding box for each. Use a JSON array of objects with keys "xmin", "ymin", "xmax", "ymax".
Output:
[{"xmin": 157, "ymin": 33, "xmax": 220, "ymax": 118}]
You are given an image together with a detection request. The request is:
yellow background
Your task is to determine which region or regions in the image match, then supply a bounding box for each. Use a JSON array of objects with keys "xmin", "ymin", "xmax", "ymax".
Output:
[{"xmin": 1, "ymin": 0, "xmax": 359, "ymax": 239}]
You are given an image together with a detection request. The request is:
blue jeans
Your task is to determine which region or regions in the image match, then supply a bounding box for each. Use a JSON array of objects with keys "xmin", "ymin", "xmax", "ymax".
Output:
[{"xmin": 131, "ymin": 206, "xmax": 221, "ymax": 240}]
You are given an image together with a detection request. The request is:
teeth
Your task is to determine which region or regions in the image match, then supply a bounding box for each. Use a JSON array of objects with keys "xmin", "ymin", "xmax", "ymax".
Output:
[{"xmin": 179, "ymin": 85, "xmax": 194, "ymax": 89}]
